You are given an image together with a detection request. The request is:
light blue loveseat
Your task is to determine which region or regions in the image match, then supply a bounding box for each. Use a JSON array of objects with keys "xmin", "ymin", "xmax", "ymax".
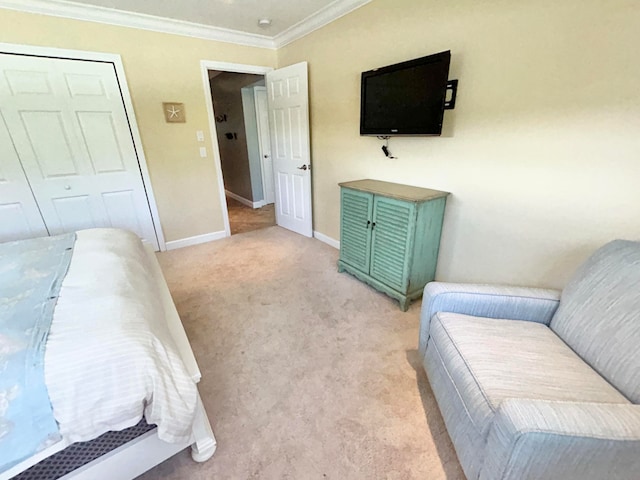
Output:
[{"xmin": 419, "ymin": 240, "xmax": 640, "ymax": 480}]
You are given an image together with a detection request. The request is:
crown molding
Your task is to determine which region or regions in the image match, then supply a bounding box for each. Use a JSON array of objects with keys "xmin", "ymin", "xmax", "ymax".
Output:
[
  {"xmin": 273, "ymin": 0, "xmax": 371, "ymax": 48},
  {"xmin": 0, "ymin": 0, "xmax": 276, "ymax": 49},
  {"xmin": 0, "ymin": 0, "xmax": 371, "ymax": 50}
]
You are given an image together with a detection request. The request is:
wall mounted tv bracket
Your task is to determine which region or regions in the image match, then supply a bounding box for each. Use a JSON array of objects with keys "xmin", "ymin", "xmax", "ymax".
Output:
[
  {"xmin": 444, "ymin": 79, "xmax": 458, "ymax": 109},
  {"xmin": 376, "ymin": 79, "xmax": 457, "ymax": 159}
]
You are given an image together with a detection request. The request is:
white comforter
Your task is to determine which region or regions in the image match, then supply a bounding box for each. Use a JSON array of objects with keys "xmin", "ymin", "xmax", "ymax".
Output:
[{"xmin": 44, "ymin": 229, "xmax": 197, "ymax": 444}]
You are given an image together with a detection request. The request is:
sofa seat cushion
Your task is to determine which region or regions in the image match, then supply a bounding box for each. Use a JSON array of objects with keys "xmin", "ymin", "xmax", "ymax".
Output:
[{"xmin": 429, "ymin": 312, "xmax": 630, "ymax": 440}]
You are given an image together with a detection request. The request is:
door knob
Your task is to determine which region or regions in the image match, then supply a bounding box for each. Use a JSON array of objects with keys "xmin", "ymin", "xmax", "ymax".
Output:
[
  {"xmin": 64, "ymin": 185, "xmax": 71, "ymax": 190},
  {"xmin": 297, "ymin": 165, "xmax": 308, "ymax": 171},
  {"xmin": 264, "ymin": 154, "xmax": 269, "ymax": 158}
]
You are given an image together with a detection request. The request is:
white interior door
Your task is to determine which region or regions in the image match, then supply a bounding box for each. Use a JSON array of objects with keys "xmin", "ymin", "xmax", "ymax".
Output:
[
  {"xmin": 254, "ymin": 86, "xmax": 274, "ymax": 205},
  {"xmin": 0, "ymin": 115, "xmax": 48, "ymax": 243},
  {"xmin": 266, "ymin": 62, "xmax": 312, "ymax": 237},
  {"xmin": 0, "ymin": 53, "xmax": 159, "ymax": 249}
]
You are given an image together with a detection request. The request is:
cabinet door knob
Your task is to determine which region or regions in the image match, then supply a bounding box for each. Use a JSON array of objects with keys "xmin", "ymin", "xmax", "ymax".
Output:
[
  {"xmin": 367, "ymin": 220, "xmax": 371, "ymax": 228},
  {"xmin": 64, "ymin": 185, "xmax": 71, "ymax": 190}
]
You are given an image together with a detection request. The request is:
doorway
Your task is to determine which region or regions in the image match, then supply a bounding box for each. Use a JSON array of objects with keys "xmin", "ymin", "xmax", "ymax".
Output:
[
  {"xmin": 201, "ymin": 60, "xmax": 313, "ymax": 240},
  {"xmin": 207, "ymin": 69, "xmax": 275, "ymax": 236}
]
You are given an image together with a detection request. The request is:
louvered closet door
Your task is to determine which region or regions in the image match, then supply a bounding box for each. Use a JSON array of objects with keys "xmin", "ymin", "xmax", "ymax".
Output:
[
  {"xmin": 340, "ymin": 189, "xmax": 373, "ymax": 272},
  {"xmin": 0, "ymin": 54, "xmax": 158, "ymax": 248},
  {"xmin": 370, "ymin": 196, "xmax": 415, "ymax": 292}
]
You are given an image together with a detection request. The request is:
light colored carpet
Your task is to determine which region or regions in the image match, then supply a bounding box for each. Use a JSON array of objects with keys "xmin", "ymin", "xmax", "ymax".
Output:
[{"xmin": 139, "ymin": 226, "xmax": 464, "ymax": 479}]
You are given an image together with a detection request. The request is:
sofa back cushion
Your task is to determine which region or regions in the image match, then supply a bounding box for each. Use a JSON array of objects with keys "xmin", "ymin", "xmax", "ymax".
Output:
[{"xmin": 550, "ymin": 240, "xmax": 640, "ymax": 403}]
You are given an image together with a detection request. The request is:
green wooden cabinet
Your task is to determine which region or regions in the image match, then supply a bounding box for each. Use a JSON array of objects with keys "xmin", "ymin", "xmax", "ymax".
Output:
[{"xmin": 338, "ymin": 179, "xmax": 449, "ymax": 311}]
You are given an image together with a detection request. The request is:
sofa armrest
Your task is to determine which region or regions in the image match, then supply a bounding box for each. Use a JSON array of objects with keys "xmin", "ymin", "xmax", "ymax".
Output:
[
  {"xmin": 481, "ymin": 399, "xmax": 640, "ymax": 480},
  {"xmin": 418, "ymin": 282, "xmax": 560, "ymax": 356}
]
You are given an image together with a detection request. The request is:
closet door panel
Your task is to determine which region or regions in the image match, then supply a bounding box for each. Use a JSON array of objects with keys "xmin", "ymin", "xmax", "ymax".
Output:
[
  {"xmin": 101, "ymin": 190, "xmax": 143, "ymax": 234},
  {"xmin": 50, "ymin": 195, "xmax": 100, "ymax": 232},
  {"xmin": 0, "ymin": 111, "xmax": 48, "ymax": 243},
  {"xmin": 5, "ymin": 101, "xmax": 107, "ymax": 236},
  {"xmin": 19, "ymin": 110, "xmax": 83, "ymax": 178},
  {"xmin": 76, "ymin": 111, "xmax": 127, "ymax": 173},
  {"xmin": 0, "ymin": 53, "xmax": 158, "ymax": 246}
]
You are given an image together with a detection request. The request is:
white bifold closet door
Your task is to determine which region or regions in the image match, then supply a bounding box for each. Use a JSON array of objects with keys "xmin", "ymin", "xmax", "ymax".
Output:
[
  {"xmin": 0, "ymin": 117, "xmax": 49, "ymax": 243},
  {"xmin": 0, "ymin": 53, "xmax": 158, "ymax": 248}
]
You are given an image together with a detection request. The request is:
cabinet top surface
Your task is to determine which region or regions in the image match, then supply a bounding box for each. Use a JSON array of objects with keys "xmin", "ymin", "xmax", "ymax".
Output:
[{"xmin": 339, "ymin": 179, "xmax": 449, "ymax": 202}]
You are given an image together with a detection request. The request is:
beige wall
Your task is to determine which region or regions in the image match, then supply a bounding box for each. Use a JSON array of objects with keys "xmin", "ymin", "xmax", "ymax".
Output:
[
  {"xmin": 278, "ymin": 0, "xmax": 640, "ymax": 288},
  {"xmin": 0, "ymin": 8, "xmax": 276, "ymax": 243},
  {"xmin": 2, "ymin": 2, "xmax": 639, "ymax": 284}
]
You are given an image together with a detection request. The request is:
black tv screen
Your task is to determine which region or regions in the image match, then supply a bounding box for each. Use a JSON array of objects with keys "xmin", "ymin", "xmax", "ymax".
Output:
[{"xmin": 360, "ymin": 51, "xmax": 451, "ymax": 136}]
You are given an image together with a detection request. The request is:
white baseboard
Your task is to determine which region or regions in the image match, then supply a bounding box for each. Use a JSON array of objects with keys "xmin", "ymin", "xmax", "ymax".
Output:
[
  {"xmin": 165, "ymin": 231, "xmax": 227, "ymax": 250},
  {"xmin": 225, "ymin": 190, "xmax": 264, "ymax": 209},
  {"xmin": 313, "ymin": 231, "xmax": 340, "ymax": 249}
]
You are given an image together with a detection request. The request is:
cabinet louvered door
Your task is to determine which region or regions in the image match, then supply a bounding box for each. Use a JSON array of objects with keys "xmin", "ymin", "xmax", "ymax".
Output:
[
  {"xmin": 370, "ymin": 196, "xmax": 415, "ymax": 292},
  {"xmin": 339, "ymin": 189, "xmax": 373, "ymax": 272}
]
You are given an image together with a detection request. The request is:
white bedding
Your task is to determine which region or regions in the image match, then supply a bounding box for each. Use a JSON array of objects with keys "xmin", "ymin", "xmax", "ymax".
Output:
[{"xmin": 44, "ymin": 229, "xmax": 197, "ymax": 444}]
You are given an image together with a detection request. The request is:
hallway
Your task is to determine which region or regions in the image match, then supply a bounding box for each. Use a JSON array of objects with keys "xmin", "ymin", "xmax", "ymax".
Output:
[{"xmin": 226, "ymin": 197, "xmax": 275, "ymax": 235}]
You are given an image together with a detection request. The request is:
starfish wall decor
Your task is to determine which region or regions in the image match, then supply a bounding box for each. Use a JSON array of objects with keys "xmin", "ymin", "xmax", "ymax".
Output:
[{"xmin": 163, "ymin": 102, "xmax": 186, "ymax": 123}]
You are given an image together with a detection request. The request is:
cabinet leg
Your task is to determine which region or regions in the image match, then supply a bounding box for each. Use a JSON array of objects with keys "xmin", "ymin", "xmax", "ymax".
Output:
[
  {"xmin": 337, "ymin": 263, "xmax": 345, "ymax": 273},
  {"xmin": 399, "ymin": 297, "xmax": 410, "ymax": 312}
]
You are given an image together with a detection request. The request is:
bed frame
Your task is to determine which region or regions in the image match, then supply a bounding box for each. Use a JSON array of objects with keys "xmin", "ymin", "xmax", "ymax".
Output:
[{"xmin": 1, "ymin": 246, "xmax": 216, "ymax": 480}]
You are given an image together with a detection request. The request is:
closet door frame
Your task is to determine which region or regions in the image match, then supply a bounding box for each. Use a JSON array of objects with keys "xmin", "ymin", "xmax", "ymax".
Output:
[{"xmin": 0, "ymin": 42, "xmax": 166, "ymax": 251}]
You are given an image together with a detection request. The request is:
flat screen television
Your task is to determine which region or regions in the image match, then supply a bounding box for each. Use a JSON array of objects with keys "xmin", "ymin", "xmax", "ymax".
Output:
[{"xmin": 360, "ymin": 51, "xmax": 451, "ymax": 136}]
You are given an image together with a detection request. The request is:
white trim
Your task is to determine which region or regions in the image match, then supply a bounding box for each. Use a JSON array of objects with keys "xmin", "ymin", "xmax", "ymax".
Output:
[
  {"xmin": 0, "ymin": 0, "xmax": 275, "ymax": 49},
  {"xmin": 253, "ymin": 86, "xmax": 274, "ymax": 206},
  {"xmin": 273, "ymin": 0, "xmax": 371, "ymax": 48},
  {"xmin": 314, "ymin": 231, "xmax": 340, "ymax": 250},
  {"xmin": 0, "ymin": 42, "xmax": 167, "ymax": 251},
  {"xmin": 165, "ymin": 231, "xmax": 226, "ymax": 250},
  {"xmin": 225, "ymin": 190, "xmax": 265, "ymax": 209},
  {"xmin": 201, "ymin": 60, "xmax": 274, "ymax": 240},
  {"xmin": 111, "ymin": 54, "xmax": 166, "ymax": 251},
  {"xmin": 201, "ymin": 62, "xmax": 231, "ymax": 239},
  {"xmin": 202, "ymin": 60, "xmax": 273, "ymax": 76},
  {"xmin": 0, "ymin": 41, "xmax": 125, "ymax": 62},
  {"xmin": 0, "ymin": 0, "xmax": 371, "ymax": 49}
]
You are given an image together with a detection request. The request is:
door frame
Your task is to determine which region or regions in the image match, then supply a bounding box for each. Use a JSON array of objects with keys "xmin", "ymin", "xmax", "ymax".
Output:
[
  {"xmin": 253, "ymin": 86, "xmax": 274, "ymax": 205},
  {"xmin": 200, "ymin": 60, "xmax": 273, "ymax": 238},
  {"xmin": 0, "ymin": 42, "xmax": 166, "ymax": 250}
]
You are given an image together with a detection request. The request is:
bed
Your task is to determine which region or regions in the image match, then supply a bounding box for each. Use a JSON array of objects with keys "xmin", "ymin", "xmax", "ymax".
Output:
[{"xmin": 0, "ymin": 228, "xmax": 216, "ymax": 480}]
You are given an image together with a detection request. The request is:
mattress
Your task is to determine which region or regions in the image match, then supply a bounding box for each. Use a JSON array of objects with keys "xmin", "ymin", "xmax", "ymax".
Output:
[{"xmin": 13, "ymin": 419, "xmax": 156, "ymax": 480}]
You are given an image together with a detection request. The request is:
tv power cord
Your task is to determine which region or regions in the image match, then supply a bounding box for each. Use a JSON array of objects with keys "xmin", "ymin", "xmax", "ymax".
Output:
[{"xmin": 377, "ymin": 136, "xmax": 397, "ymax": 159}]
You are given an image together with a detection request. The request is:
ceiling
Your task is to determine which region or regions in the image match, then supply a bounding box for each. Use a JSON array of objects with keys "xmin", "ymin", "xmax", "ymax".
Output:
[{"xmin": 1, "ymin": 0, "xmax": 371, "ymax": 48}]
